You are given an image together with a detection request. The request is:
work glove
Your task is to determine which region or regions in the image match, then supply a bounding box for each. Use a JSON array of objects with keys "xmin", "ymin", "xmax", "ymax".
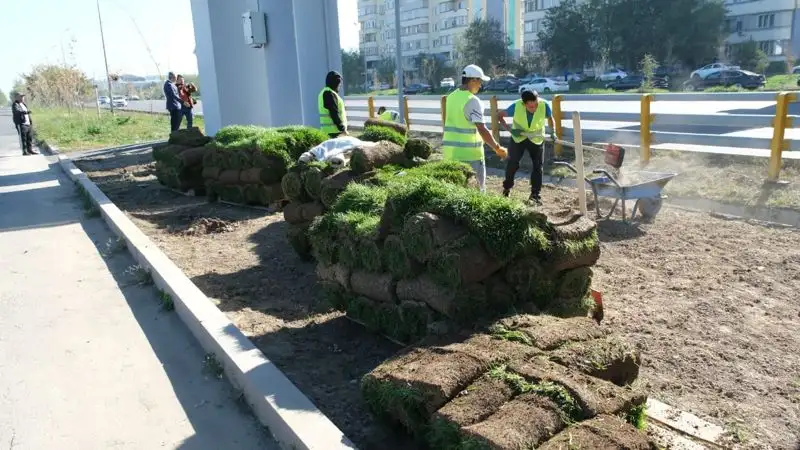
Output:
[{"xmin": 494, "ymin": 145, "xmax": 508, "ymax": 160}]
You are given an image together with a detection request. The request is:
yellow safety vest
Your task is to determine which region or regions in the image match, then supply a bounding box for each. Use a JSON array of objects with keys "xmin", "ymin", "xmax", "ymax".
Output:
[
  {"xmin": 511, "ymin": 99, "xmax": 547, "ymax": 144},
  {"xmin": 442, "ymin": 89, "xmax": 483, "ymax": 161},
  {"xmin": 378, "ymin": 110, "xmax": 396, "ymax": 121},
  {"xmin": 318, "ymin": 87, "xmax": 347, "ymax": 134}
]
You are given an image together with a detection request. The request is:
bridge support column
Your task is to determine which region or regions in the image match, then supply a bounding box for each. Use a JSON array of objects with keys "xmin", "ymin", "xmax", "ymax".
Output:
[{"xmin": 190, "ymin": 0, "xmax": 341, "ymax": 135}]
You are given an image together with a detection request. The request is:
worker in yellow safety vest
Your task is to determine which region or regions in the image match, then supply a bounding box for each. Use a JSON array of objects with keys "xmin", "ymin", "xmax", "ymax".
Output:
[
  {"xmin": 497, "ymin": 89, "xmax": 556, "ymax": 204},
  {"xmin": 377, "ymin": 106, "xmax": 401, "ymax": 122},
  {"xmin": 441, "ymin": 64, "xmax": 507, "ymax": 192},
  {"xmin": 318, "ymin": 71, "xmax": 348, "ymax": 138}
]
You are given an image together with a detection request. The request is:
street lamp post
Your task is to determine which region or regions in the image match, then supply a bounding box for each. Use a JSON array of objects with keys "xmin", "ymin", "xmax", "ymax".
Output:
[
  {"xmin": 394, "ymin": 0, "xmax": 404, "ymax": 121},
  {"xmin": 96, "ymin": 0, "xmax": 114, "ymax": 114}
]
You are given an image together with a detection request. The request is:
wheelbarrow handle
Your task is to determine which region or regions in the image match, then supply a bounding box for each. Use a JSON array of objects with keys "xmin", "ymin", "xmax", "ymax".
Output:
[
  {"xmin": 552, "ymin": 160, "xmax": 577, "ymax": 174},
  {"xmin": 591, "ymin": 169, "xmax": 621, "ymax": 187}
]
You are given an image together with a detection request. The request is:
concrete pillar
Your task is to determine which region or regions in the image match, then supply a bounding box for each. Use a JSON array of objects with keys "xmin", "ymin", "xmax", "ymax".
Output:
[{"xmin": 190, "ymin": 0, "xmax": 341, "ymax": 134}]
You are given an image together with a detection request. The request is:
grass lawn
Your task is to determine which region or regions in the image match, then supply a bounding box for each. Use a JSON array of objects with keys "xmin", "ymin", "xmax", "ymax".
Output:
[{"xmin": 32, "ymin": 108, "xmax": 205, "ymax": 152}]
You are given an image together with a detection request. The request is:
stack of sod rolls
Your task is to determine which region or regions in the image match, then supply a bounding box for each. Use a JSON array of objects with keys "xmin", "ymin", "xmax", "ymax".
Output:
[
  {"xmin": 308, "ymin": 173, "xmax": 600, "ymax": 345},
  {"xmin": 201, "ymin": 125, "xmax": 328, "ymax": 206},
  {"xmin": 152, "ymin": 127, "xmax": 212, "ymax": 194},
  {"xmin": 281, "ymin": 124, "xmax": 434, "ymax": 261},
  {"xmin": 361, "ymin": 314, "xmax": 651, "ymax": 449}
]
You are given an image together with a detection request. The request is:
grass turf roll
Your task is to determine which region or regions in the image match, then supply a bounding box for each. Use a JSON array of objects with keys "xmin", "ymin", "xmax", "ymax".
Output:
[
  {"xmin": 320, "ymin": 170, "xmax": 359, "ymax": 208},
  {"xmin": 359, "ymin": 125, "xmax": 408, "ymax": 147},
  {"xmin": 350, "ymin": 141, "xmax": 407, "ymax": 175},
  {"xmin": 404, "ymin": 138, "xmax": 433, "ymax": 160},
  {"xmin": 275, "ymin": 125, "xmax": 329, "ymax": 159},
  {"xmin": 382, "ymin": 234, "xmax": 421, "ymax": 279},
  {"xmin": 287, "ymin": 223, "xmax": 314, "ymax": 261},
  {"xmin": 281, "ymin": 170, "xmax": 308, "ymax": 203}
]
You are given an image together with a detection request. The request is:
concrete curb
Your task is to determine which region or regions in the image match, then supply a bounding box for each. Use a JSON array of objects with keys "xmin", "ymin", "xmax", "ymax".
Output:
[{"xmin": 44, "ymin": 140, "xmax": 356, "ymax": 450}]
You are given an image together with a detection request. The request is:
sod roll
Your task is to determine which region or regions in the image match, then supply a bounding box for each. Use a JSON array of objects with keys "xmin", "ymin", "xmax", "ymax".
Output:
[
  {"xmin": 364, "ymin": 117, "xmax": 408, "ymax": 135},
  {"xmin": 281, "ymin": 171, "xmax": 307, "ymax": 203},
  {"xmin": 168, "ymin": 127, "xmax": 211, "ymax": 147},
  {"xmin": 176, "ymin": 147, "xmax": 207, "ymax": 168},
  {"xmin": 404, "ymin": 138, "xmax": 433, "ymax": 160},
  {"xmin": 320, "ymin": 170, "xmax": 359, "ymax": 208},
  {"xmin": 537, "ymin": 415, "xmax": 654, "ymax": 450},
  {"xmin": 316, "ymin": 263, "xmax": 352, "ymax": 291},
  {"xmin": 382, "ymin": 234, "xmax": 421, "ymax": 279},
  {"xmin": 302, "ymin": 166, "xmax": 327, "ymax": 200},
  {"xmin": 258, "ymin": 183, "xmax": 285, "ymax": 205},
  {"xmin": 287, "ymin": 223, "xmax": 313, "ymax": 261},
  {"xmin": 350, "ymin": 141, "xmax": 407, "ymax": 175},
  {"xmin": 283, "ymin": 201, "xmax": 325, "ymax": 225},
  {"xmin": 350, "ymin": 270, "xmax": 396, "ymax": 304},
  {"xmin": 428, "ymin": 240, "xmax": 503, "ymax": 287},
  {"xmin": 218, "ymin": 169, "xmax": 242, "ymax": 185},
  {"xmin": 401, "ymin": 212, "xmax": 467, "ymax": 263},
  {"xmin": 202, "ymin": 166, "xmax": 221, "ymax": 180}
]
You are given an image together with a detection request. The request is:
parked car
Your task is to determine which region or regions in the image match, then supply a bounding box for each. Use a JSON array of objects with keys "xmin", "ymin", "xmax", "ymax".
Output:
[
  {"xmin": 98, "ymin": 96, "xmax": 109, "ymax": 105},
  {"xmin": 111, "ymin": 95, "xmax": 128, "ymax": 107},
  {"xmin": 379, "ymin": 82, "xmax": 391, "ymax": 90},
  {"xmin": 518, "ymin": 77, "xmax": 570, "ymax": 94},
  {"xmin": 129, "ymin": 95, "xmax": 140, "ymax": 101},
  {"xmin": 598, "ymin": 69, "xmax": 627, "ymax": 82},
  {"xmin": 606, "ymin": 74, "xmax": 669, "ymax": 91},
  {"xmin": 403, "ymin": 83, "xmax": 432, "ymax": 94},
  {"xmin": 690, "ymin": 63, "xmax": 739, "ymax": 80},
  {"xmin": 440, "ymin": 77, "xmax": 455, "ymax": 89},
  {"xmin": 563, "ymin": 72, "xmax": 584, "ymax": 82},
  {"xmin": 481, "ymin": 77, "xmax": 520, "ymax": 93},
  {"xmin": 683, "ymin": 69, "xmax": 765, "ymax": 91}
]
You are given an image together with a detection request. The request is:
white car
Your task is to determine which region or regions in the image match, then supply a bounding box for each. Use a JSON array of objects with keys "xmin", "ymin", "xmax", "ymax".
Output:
[
  {"xmin": 690, "ymin": 63, "xmax": 739, "ymax": 80},
  {"xmin": 98, "ymin": 96, "xmax": 109, "ymax": 105},
  {"xmin": 518, "ymin": 77, "xmax": 570, "ymax": 94},
  {"xmin": 129, "ymin": 95, "xmax": 140, "ymax": 101},
  {"xmin": 598, "ymin": 69, "xmax": 627, "ymax": 82},
  {"xmin": 440, "ymin": 77, "xmax": 455, "ymax": 89},
  {"xmin": 111, "ymin": 95, "xmax": 128, "ymax": 107}
]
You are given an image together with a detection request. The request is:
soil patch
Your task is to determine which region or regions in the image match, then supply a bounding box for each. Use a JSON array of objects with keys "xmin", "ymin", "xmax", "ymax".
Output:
[{"xmin": 76, "ymin": 147, "xmax": 800, "ymax": 449}]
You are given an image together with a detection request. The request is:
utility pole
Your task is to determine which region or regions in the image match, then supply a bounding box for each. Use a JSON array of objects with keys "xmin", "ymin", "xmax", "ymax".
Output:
[
  {"xmin": 393, "ymin": 0, "xmax": 404, "ymax": 122},
  {"xmin": 97, "ymin": 0, "xmax": 114, "ymax": 114}
]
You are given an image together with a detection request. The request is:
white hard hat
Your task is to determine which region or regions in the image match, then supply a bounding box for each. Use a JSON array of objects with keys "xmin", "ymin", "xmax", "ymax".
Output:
[{"xmin": 462, "ymin": 64, "xmax": 490, "ymax": 82}]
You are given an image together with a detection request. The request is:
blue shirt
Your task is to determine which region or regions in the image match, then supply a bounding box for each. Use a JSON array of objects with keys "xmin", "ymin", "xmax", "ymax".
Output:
[{"xmin": 505, "ymin": 102, "xmax": 552, "ymax": 127}]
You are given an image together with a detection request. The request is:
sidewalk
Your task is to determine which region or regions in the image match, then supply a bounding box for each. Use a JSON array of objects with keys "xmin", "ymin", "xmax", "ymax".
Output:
[{"xmin": 0, "ymin": 112, "xmax": 277, "ymax": 449}]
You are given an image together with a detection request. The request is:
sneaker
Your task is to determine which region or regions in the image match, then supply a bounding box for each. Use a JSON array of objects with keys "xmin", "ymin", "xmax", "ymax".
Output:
[
  {"xmin": 528, "ymin": 194, "xmax": 542, "ymax": 206},
  {"xmin": 502, "ymin": 189, "xmax": 510, "ymax": 197}
]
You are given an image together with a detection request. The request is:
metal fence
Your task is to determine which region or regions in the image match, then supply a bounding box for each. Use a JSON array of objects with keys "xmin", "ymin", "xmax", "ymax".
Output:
[{"xmin": 346, "ymin": 92, "xmax": 799, "ymax": 181}]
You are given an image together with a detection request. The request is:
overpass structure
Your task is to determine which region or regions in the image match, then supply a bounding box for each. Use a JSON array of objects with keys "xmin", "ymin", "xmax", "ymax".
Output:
[{"xmin": 189, "ymin": 0, "xmax": 341, "ymax": 135}]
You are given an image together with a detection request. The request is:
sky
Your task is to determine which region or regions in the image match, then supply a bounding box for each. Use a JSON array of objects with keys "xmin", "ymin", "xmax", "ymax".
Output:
[{"xmin": 0, "ymin": 0, "xmax": 359, "ymax": 94}]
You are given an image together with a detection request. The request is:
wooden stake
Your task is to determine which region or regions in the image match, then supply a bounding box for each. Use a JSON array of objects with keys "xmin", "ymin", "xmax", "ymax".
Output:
[{"xmin": 572, "ymin": 111, "xmax": 588, "ymax": 216}]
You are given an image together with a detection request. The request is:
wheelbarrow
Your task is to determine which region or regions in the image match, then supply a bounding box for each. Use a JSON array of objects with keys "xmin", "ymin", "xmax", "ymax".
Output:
[{"xmin": 552, "ymin": 161, "xmax": 678, "ymax": 221}]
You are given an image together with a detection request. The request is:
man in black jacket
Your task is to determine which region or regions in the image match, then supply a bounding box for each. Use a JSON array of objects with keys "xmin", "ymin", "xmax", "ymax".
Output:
[
  {"xmin": 12, "ymin": 93, "xmax": 38, "ymax": 155},
  {"xmin": 318, "ymin": 71, "xmax": 348, "ymax": 138},
  {"xmin": 163, "ymin": 72, "xmax": 182, "ymax": 132}
]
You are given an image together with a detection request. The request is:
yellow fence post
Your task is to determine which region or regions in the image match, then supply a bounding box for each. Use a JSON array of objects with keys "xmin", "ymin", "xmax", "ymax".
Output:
[
  {"xmin": 490, "ymin": 96, "xmax": 500, "ymax": 143},
  {"xmin": 768, "ymin": 91, "xmax": 794, "ymax": 182},
  {"xmin": 640, "ymin": 93, "xmax": 653, "ymax": 165},
  {"xmin": 367, "ymin": 96, "xmax": 375, "ymax": 118},
  {"xmin": 552, "ymin": 95, "xmax": 564, "ymax": 156},
  {"xmin": 403, "ymin": 95, "xmax": 411, "ymax": 128},
  {"xmin": 440, "ymin": 95, "xmax": 447, "ymax": 128}
]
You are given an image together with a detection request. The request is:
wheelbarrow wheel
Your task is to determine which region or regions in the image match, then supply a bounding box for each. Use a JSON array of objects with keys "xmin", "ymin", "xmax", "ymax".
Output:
[{"xmin": 638, "ymin": 196, "xmax": 663, "ymax": 219}]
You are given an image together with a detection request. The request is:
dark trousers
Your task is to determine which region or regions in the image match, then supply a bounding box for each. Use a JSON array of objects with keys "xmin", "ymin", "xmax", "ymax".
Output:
[
  {"xmin": 168, "ymin": 109, "xmax": 182, "ymax": 132},
  {"xmin": 17, "ymin": 124, "xmax": 33, "ymax": 155},
  {"xmin": 181, "ymin": 107, "xmax": 193, "ymax": 129},
  {"xmin": 503, "ymin": 138, "xmax": 544, "ymax": 197}
]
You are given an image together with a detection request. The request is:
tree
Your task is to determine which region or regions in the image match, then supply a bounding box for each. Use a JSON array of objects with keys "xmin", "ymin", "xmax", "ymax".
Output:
[
  {"xmin": 20, "ymin": 65, "xmax": 93, "ymax": 110},
  {"xmin": 639, "ymin": 54, "xmax": 659, "ymax": 90},
  {"xmin": 509, "ymin": 54, "xmax": 548, "ymax": 77},
  {"xmin": 733, "ymin": 40, "xmax": 769, "ymax": 74},
  {"xmin": 376, "ymin": 56, "xmax": 396, "ymax": 86},
  {"xmin": 341, "ymin": 49, "xmax": 364, "ymax": 92},
  {"xmin": 538, "ymin": 0, "xmax": 595, "ymax": 71},
  {"xmin": 0, "ymin": 89, "xmax": 7, "ymax": 105},
  {"xmin": 455, "ymin": 19, "xmax": 510, "ymax": 73},
  {"xmin": 417, "ymin": 53, "xmax": 448, "ymax": 87}
]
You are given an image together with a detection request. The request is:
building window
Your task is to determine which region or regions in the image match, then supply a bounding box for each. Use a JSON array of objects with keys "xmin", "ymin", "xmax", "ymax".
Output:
[
  {"xmin": 524, "ymin": 20, "xmax": 541, "ymax": 34},
  {"xmin": 364, "ymin": 33, "xmax": 377, "ymax": 43},
  {"xmin": 439, "ymin": 1, "xmax": 455, "ymax": 13},
  {"xmin": 758, "ymin": 40, "xmax": 785, "ymax": 56},
  {"xmin": 757, "ymin": 13, "xmax": 775, "ymax": 29}
]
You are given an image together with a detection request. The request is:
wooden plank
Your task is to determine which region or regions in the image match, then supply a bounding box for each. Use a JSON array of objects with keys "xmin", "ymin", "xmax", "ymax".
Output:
[{"xmin": 646, "ymin": 398, "xmax": 726, "ymax": 446}]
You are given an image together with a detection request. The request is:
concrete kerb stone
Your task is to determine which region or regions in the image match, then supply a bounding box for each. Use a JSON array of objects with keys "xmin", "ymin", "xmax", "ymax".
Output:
[{"xmin": 48, "ymin": 142, "xmax": 356, "ymax": 450}]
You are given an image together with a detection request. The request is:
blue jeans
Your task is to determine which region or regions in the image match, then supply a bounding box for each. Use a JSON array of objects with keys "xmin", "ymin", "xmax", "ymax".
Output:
[{"xmin": 181, "ymin": 107, "xmax": 193, "ymax": 129}]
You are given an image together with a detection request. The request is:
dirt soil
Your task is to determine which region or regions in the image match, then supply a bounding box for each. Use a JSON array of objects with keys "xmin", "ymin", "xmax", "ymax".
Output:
[{"xmin": 76, "ymin": 147, "xmax": 800, "ymax": 450}]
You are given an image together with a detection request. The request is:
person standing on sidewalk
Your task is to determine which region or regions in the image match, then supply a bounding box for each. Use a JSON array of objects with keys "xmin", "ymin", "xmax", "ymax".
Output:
[
  {"xmin": 176, "ymin": 75, "xmax": 197, "ymax": 129},
  {"xmin": 497, "ymin": 89, "xmax": 556, "ymax": 204},
  {"xmin": 12, "ymin": 93, "xmax": 38, "ymax": 155},
  {"xmin": 163, "ymin": 72, "xmax": 183, "ymax": 132},
  {"xmin": 318, "ymin": 71, "xmax": 348, "ymax": 138},
  {"xmin": 441, "ymin": 64, "xmax": 507, "ymax": 192}
]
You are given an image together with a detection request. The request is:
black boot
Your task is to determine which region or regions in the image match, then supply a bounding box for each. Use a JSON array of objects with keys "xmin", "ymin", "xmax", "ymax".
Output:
[
  {"xmin": 528, "ymin": 193, "xmax": 542, "ymax": 205},
  {"xmin": 502, "ymin": 189, "xmax": 510, "ymax": 197}
]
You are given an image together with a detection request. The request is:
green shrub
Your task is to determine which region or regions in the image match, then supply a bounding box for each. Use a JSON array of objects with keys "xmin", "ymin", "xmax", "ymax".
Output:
[{"xmin": 360, "ymin": 126, "xmax": 408, "ymax": 147}]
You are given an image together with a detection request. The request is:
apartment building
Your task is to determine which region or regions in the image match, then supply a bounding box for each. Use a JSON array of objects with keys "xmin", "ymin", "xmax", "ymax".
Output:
[
  {"xmin": 358, "ymin": 0, "xmax": 517, "ymax": 82},
  {"xmin": 723, "ymin": 0, "xmax": 800, "ymax": 62}
]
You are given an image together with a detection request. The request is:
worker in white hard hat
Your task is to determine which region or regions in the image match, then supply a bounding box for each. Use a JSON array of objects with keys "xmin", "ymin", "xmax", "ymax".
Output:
[{"xmin": 441, "ymin": 64, "xmax": 507, "ymax": 192}]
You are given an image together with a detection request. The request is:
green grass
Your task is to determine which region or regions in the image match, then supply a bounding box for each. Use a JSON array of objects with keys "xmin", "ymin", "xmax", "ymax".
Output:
[
  {"xmin": 625, "ymin": 403, "xmax": 648, "ymax": 430},
  {"xmin": 202, "ymin": 352, "xmax": 224, "ymax": 379},
  {"xmin": 764, "ymin": 74, "xmax": 798, "ymax": 91},
  {"xmin": 33, "ymin": 108, "xmax": 205, "ymax": 152},
  {"xmin": 158, "ymin": 289, "xmax": 175, "ymax": 311},
  {"xmin": 487, "ymin": 364, "xmax": 582, "ymax": 423}
]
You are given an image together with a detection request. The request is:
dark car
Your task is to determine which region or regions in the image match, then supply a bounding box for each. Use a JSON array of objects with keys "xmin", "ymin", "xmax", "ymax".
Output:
[
  {"xmin": 481, "ymin": 77, "xmax": 520, "ymax": 93},
  {"xmin": 606, "ymin": 74, "xmax": 669, "ymax": 91},
  {"xmin": 403, "ymin": 83, "xmax": 432, "ymax": 94},
  {"xmin": 683, "ymin": 70, "xmax": 765, "ymax": 91}
]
